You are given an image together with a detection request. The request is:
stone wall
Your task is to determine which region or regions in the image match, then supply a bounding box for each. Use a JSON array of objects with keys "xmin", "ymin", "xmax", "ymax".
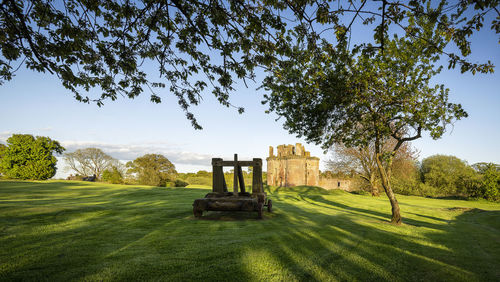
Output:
[
  {"xmin": 266, "ymin": 143, "xmax": 319, "ymax": 187},
  {"xmin": 319, "ymin": 178, "xmax": 354, "ymax": 191}
]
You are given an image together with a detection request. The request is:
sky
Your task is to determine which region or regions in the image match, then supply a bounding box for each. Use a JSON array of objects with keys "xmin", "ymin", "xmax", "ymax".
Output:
[{"xmin": 0, "ymin": 7, "xmax": 499, "ymax": 179}]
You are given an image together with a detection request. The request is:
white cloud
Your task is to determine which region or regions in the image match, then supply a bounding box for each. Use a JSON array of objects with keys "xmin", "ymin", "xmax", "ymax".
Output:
[
  {"xmin": 60, "ymin": 140, "xmax": 213, "ymax": 166},
  {"xmin": 0, "ymin": 128, "xmax": 53, "ymax": 143},
  {"xmin": 0, "ymin": 131, "xmax": 12, "ymax": 142}
]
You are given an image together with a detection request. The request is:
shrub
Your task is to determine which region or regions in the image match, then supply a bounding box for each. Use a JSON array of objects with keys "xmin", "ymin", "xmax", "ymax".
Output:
[
  {"xmin": 420, "ymin": 155, "xmax": 479, "ymax": 197},
  {"xmin": 67, "ymin": 174, "xmax": 84, "ymax": 181},
  {"xmin": 174, "ymin": 179, "xmax": 189, "ymax": 187},
  {"xmin": 416, "ymin": 183, "xmax": 440, "ymax": 197},
  {"xmin": 101, "ymin": 166, "xmax": 124, "ymax": 184},
  {"xmin": 392, "ymin": 176, "xmax": 421, "ymax": 196}
]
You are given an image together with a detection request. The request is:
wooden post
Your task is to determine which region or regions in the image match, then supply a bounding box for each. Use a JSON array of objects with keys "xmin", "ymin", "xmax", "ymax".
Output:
[
  {"xmin": 222, "ymin": 169, "xmax": 228, "ymax": 192},
  {"xmin": 212, "ymin": 158, "xmax": 224, "ymax": 193},
  {"xmin": 233, "ymin": 154, "xmax": 239, "ymax": 196},
  {"xmin": 252, "ymin": 158, "xmax": 263, "ymax": 194},
  {"xmin": 238, "ymin": 166, "xmax": 246, "ymax": 193}
]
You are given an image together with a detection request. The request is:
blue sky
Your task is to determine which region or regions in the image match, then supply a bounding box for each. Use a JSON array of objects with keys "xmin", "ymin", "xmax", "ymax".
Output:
[{"xmin": 0, "ymin": 10, "xmax": 499, "ymax": 178}]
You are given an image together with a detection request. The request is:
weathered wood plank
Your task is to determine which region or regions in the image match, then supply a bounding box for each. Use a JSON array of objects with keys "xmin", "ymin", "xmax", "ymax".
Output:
[
  {"xmin": 252, "ymin": 158, "xmax": 263, "ymax": 194},
  {"xmin": 233, "ymin": 154, "xmax": 239, "ymax": 197},
  {"xmin": 222, "ymin": 171, "xmax": 228, "ymax": 192},
  {"xmin": 238, "ymin": 166, "xmax": 246, "ymax": 193},
  {"xmin": 212, "ymin": 159, "xmax": 225, "ymax": 193}
]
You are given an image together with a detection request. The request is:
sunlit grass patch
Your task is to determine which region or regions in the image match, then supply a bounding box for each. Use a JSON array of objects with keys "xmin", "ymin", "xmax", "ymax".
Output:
[{"xmin": 0, "ymin": 180, "xmax": 499, "ymax": 281}]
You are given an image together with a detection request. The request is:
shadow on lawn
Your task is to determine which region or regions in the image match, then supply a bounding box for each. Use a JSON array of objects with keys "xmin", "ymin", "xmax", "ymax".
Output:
[
  {"xmin": 257, "ymin": 192, "xmax": 500, "ymax": 281},
  {"xmin": 1, "ymin": 181, "xmax": 499, "ymax": 281}
]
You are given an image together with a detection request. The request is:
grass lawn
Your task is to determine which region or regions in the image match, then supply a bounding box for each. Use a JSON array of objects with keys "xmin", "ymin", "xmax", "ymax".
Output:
[{"xmin": 0, "ymin": 180, "xmax": 499, "ymax": 281}]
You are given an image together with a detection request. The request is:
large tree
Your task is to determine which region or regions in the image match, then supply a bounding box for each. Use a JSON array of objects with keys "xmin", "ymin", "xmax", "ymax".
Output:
[
  {"xmin": 263, "ymin": 8, "xmax": 468, "ymax": 224},
  {"xmin": 1, "ymin": 1, "xmax": 497, "ymax": 128},
  {"xmin": 0, "ymin": 134, "xmax": 65, "ymax": 180},
  {"xmin": 64, "ymin": 147, "xmax": 117, "ymax": 179},
  {"xmin": 126, "ymin": 154, "xmax": 177, "ymax": 186}
]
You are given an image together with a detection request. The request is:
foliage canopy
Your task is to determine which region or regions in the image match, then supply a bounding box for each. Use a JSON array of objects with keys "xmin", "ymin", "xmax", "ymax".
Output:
[
  {"xmin": 479, "ymin": 165, "xmax": 500, "ymax": 201},
  {"xmin": 1, "ymin": 0, "xmax": 498, "ymax": 127},
  {"xmin": 0, "ymin": 134, "xmax": 65, "ymax": 180},
  {"xmin": 126, "ymin": 153, "xmax": 177, "ymax": 186},
  {"xmin": 0, "ymin": 143, "xmax": 7, "ymax": 175},
  {"xmin": 420, "ymin": 154, "xmax": 479, "ymax": 196}
]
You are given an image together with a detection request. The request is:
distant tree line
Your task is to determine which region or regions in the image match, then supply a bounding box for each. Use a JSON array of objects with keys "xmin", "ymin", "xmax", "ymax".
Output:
[
  {"xmin": 327, "ymin": 141, "xmax": 499, "ymax": 202},
  {"xmin": 0, "ymin": 133, "xmax": 253, "ymax": 188},
  {"xmin": 0, "ymin": 133, "xmax": 182, "ymax": 187},
  {"xmin": 65, "ymin": 149, "xmax": 265, "ymax": 188},
  {"xmin": 64, "ymin": 149, "xmax": 183, "ymax": 187},
  {"xmin": 1, "ymin": 133, "xmax": 497, "ymax": 201}
]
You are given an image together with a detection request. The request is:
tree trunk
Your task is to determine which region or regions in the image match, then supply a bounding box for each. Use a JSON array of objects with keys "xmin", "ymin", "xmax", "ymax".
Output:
[
  {"xmin": 382, "ymin": 179, "xmax": 401, "ymax": 224},
  {"xmin": 369, "ymin": 173, "xmax": 379, "ymax": 197},
  {"xmin": 375, "ymin": 153, "xmax": 402, "ymax": 224}
]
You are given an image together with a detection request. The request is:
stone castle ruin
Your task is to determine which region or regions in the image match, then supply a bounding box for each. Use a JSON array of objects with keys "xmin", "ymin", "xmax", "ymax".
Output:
[
  {"xmin": 267, "ymin": 143, "xmax": 354, "ymax": 191},
  {"xmin": 267, "ymin": 143, "xmax": 320, "ymax": 187}
]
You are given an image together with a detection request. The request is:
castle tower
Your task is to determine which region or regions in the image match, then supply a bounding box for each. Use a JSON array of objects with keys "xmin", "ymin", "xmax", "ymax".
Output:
[{"xmin": 266, "ymin": 143, "xmax": 320, "ymax": 187}]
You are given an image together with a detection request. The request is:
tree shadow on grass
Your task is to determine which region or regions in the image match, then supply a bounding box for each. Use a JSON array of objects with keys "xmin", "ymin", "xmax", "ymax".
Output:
[
  {"xmin": 303, "ymin": 194, "xmax": 448, "ymax": 229},
  {"xmin": 0, "ymin": 181, "xmax": 499, "ymax": 281},
  {"xmin": 279, "ymin": 190, "xmax": 500, "ymax": 280},
  {"xmin": 246, "ymin": 197, "xmax": 499, "ymax": 281}
]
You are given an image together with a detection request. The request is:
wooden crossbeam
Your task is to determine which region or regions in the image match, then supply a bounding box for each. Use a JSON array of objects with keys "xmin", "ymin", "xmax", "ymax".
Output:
[{"xmin": 212, "ymin": 160, "xmax": 261, "ymax": 167}]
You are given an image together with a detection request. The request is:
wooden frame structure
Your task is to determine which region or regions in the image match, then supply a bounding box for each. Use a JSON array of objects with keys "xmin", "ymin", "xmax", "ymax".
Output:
[
  {"xmin": 211, "ymin": 154, "xmax": 263, "ymax": 196},
  {"xmin": 192, "ymin": 154, "xmax": 271, "ymax": 219}
]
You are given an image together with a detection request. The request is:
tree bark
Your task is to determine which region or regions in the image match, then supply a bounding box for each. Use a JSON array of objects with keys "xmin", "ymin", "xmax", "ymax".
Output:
[
  {"xmin": 369, "ymin": 173, "xmax": 379, "ymax": 197},
  {"xmin": 375, "ymin": 152, "xmax": 402, "ymax": 224}
]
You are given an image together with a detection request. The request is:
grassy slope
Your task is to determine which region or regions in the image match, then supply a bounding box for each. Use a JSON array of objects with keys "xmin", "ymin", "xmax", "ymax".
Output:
[{"xmin": 0, "ymin": 180, "xmax": 499, "ymax": 281}]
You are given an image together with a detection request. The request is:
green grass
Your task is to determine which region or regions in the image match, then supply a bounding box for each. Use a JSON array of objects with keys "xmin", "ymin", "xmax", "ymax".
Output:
[{"xmin": 0, "ymin": 180, "xmax": 499, "ymax": 281}]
